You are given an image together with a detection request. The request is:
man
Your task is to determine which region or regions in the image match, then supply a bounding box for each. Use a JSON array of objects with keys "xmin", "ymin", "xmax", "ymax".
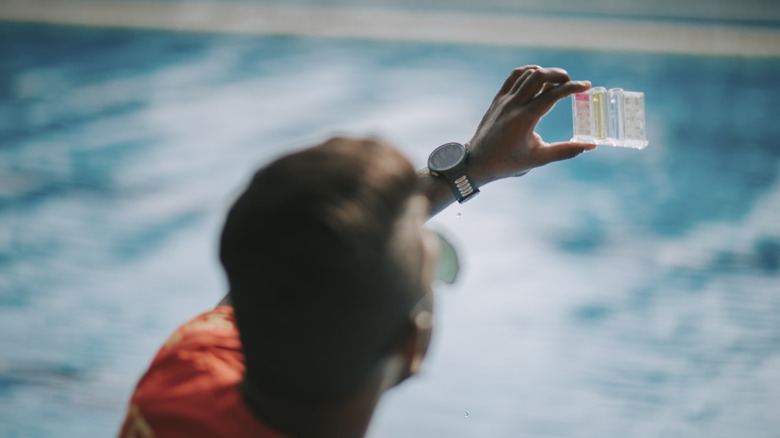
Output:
[{"xmin": 119, "ymin": 66, "xmax": 596, "ymax": 438}]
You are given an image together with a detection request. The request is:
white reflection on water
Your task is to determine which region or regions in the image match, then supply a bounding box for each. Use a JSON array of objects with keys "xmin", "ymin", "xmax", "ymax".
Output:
[{"xmin": 1, "ymin": 25, "xmax": 779, "ymax": 438}]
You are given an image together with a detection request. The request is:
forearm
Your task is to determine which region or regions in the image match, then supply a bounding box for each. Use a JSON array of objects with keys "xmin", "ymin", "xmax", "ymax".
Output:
[
  {"xmin": 417, "ymin": 141, "xmax": 507, "ymax": 218},
  {"xmin": 417, "ymin": 145, "xmax": 502, "ymax": 218},
  {"xmin": 417, "ymin": 166, "xmax": 459, "ymax": 218}
]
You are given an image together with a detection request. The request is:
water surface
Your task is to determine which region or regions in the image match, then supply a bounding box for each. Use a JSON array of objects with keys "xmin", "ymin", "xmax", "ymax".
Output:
[{"xmin": 1, "ymin": 23, "xmax": 779, "ymax": 438}]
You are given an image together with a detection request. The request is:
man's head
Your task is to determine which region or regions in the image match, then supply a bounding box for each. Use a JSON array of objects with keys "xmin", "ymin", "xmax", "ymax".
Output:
[{"xmin": 219, "ymin": 136, "xmax": 436, "ymax": 403}]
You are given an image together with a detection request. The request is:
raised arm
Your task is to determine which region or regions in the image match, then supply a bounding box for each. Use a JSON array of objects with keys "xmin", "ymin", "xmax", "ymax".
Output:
[{"xmin": 419, "ymin": 65, "xmax": 596, "ymax": 217}]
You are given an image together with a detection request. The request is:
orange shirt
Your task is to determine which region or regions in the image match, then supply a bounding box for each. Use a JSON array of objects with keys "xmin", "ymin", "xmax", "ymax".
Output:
[{"xmin": 118, "ymin": 306, "xmax": 288, "ymax": 438}]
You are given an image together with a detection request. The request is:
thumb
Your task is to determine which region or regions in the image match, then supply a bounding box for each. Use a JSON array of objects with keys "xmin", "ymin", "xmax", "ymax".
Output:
[{"xmin": 539, "ymin": 141, "xmax": 597, "ymax": 164}]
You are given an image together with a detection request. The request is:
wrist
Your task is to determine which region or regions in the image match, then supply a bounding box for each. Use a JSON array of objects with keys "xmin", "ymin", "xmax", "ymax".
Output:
[
  {"xmin": 465, "ymin": 142, "xmax": 530, "ymax": 187},
  {"xmin": 464, "ymin": 141, "xmax": 496, "ymax": 188},
  {"xmin": 427, "ymin": 142, "xmax": 479, "ymax": 204}
]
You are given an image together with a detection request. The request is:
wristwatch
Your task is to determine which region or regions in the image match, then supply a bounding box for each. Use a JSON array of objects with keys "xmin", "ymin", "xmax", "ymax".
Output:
[{"xmin": 427, "ymin": 142, "xmax": 479, "ymax": 203}]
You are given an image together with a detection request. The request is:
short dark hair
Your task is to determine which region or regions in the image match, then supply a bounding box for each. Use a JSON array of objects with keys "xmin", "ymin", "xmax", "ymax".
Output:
[{"xmin": 219, "ymin": 137, "xmax": 420, "ymax": 402}]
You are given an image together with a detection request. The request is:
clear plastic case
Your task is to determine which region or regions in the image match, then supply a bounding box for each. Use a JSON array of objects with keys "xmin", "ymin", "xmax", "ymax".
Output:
[{"xmin": 571, "ymin": 87, "xmax": 648, "ymax": 149}]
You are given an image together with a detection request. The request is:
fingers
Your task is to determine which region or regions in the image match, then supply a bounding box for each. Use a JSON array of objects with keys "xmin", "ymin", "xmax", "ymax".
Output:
[
  {"xmin": 530, "ymin": 80, "xmax": 591, "ymax": 116},
  {"xmin": 508, "ymin": 68, "xmax": 539, "ymax": 95},
  {"xmin": 500, "ymin": 66, "xmax": 588, "ymax": 113},
  {"xmin": 512, "ymin": 67, "xmax": 572, "ymax": 103},
  {"xmin": 538, "ymin": 141, "xmax": 597, "ymax": 165},
  {"xmin": 497, "ymin": 65, "xmax": 540, "ymax": 97}
]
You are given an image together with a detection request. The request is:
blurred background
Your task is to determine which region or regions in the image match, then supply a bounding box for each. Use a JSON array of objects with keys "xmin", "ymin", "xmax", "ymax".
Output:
[{"xmin": 1, "ymin": 1, "xmax": 779, "ymax": 437}]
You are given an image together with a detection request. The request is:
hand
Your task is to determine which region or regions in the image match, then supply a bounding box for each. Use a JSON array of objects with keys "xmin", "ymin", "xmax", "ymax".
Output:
[{"xmin": 466, "ymin": 65, "xmax": 596, "ymax": 186}]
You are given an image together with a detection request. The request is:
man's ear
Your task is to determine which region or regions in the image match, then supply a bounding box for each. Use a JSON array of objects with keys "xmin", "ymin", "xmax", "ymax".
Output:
[
  {"xmin": 379, "ymin": 310, "xmax": 434, "ymax": 392},
  {"xmin": 402, "ymin": 310, "xmax": 434, "ymax": 376}
]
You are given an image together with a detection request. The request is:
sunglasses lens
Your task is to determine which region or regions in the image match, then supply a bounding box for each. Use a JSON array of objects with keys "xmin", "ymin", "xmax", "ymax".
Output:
[{"xmin": 436, "ymin": 233, "xmax": 459, "ymax": 284}]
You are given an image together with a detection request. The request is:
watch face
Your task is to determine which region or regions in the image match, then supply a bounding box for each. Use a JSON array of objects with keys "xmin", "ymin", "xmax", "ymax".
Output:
[{"xmin": 429, "ymin": 142, "xmax": 466, "ymax": 173}]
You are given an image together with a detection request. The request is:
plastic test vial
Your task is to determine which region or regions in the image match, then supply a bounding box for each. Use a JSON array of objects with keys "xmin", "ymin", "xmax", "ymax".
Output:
[{"xmin": 571, "ymin": 87, "xmax": 648, "ymax": 149}]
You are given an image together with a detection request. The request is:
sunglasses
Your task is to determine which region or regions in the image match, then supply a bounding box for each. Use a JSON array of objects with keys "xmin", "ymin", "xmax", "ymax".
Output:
[
  {"xmin": 374, "ymin": 231, "xmax": 459, "ymax": 364},
  {"xmin": 431, "ymin": 230, "xmax": 459, "ymax": 285}
]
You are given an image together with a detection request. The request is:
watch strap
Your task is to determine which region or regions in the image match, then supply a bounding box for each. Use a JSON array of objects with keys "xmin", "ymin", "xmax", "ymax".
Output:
[
  {"xmin": 449, "ymin": 173, "xmax": 479, "ymax": 203},
  {"xmin": 428, "ymin": 143, "xmax": 480, "ymax": 204}
]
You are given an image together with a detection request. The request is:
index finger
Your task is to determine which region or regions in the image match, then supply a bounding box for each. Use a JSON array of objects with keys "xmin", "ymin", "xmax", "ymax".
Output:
[
  {"xmin": 529, "ymin": 80, "xmax": 592, "ymax": 117},
  {"xmin": 496, "ymin": 65, "xmax": 540, "ymax": 98},
  {"xmin": 511, "ymin": 67, "xmax": 572, "ymax": 103}
]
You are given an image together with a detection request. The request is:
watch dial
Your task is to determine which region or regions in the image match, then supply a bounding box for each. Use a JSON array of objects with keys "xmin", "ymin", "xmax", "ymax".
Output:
[{"xmin": 430, "ymin": 143, "xmax": 465, "ymax": 172}]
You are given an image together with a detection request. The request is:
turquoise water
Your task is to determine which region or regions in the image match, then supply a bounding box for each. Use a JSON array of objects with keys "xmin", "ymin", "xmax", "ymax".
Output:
[{"xmin": 1, "ymin": 23, "xmax": 779, "ymax": 437}]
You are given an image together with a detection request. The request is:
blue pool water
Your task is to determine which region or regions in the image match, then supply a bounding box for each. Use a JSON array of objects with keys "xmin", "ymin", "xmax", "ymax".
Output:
[{"xmin": 1, "ymin": 22, "xmax": 779, "ymax": 437}]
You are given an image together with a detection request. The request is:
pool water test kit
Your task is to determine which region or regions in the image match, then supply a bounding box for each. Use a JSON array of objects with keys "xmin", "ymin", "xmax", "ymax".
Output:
[{"xmin": 571, "ymin": 88, "xmax": 648, "ymax": 149}]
